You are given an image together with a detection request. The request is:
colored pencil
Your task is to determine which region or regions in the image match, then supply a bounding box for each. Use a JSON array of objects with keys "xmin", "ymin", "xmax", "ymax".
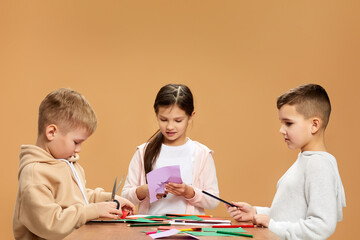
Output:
[
  {"xmin": 216, "ymin": 230, "xmax": 254, "ymax": 238},
  {"xmin": 129, "ymin": 223, "xmax": 171, "ymax": 227},
  {"xmin": 213, "ymin": 225, "xmax": 255, "ymax": 228},
  {"xmin": 174, "ymin": 220, "xmax": 230, "ymax": 224},
  {"xmin": 202, "ymin": 190, "xmax": 237, "ymax": 208},
  {"xmin": 179, "ymin": 228, "xmax": 202, "ymax": 232},
  {"xmin": 166, "ymin": 213, "xmax": 212, "ymax": 218}
]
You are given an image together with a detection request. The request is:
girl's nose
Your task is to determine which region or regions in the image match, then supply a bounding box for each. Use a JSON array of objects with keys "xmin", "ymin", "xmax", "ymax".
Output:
[{"xmin": 166, "ymin": 122, "xmax": 174, "ymax": 130}]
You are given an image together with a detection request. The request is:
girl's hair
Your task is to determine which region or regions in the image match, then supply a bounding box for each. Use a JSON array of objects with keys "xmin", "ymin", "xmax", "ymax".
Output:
[{"xmin": 144, "ymin": 84, "xmax": 194, "ymax": 174}]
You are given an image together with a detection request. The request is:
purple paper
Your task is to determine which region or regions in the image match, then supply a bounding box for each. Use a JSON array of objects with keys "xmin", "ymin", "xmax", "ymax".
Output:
[
  {"xmin": 149, "ymin": 229, "xmax": 180, "ymax": 239},
  {"xmin": 149, "ymin": 229, "xmax": 199, "ymax": 239},
  {"xmin": 146, "ymin": 165, "xmax": 183, "ymax": 203}
]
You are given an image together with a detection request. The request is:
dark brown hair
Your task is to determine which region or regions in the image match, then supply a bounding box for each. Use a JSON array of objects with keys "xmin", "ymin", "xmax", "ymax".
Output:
[
  {"xmin": 277, "ymin": 84, "xmax": 331, "ymax": 129},
  {"xmin": 144, "ymin": 84, "xmax": 194, "ymax": 174}
]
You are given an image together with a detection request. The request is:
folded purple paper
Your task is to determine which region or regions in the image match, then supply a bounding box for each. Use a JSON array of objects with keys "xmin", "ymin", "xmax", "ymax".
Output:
[{"xmin": 146, "ymin": 165, "xmax": 183, "ymax": 203}]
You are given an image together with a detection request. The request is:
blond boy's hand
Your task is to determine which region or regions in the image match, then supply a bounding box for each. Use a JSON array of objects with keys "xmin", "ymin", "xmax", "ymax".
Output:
[
  {"xmin": 226, "ymin": 202, "xmax": 256, "ymax": 222},
  {"xmin": 114, "ymin": 196, "xmax": 136, "ymax": 215},
  {"xmin": 95, "ymin": 202, "xmax": 123, "ymax": 219}
]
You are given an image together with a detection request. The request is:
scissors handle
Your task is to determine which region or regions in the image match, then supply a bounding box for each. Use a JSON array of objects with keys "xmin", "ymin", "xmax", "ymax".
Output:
[{"xmin": 113, "ymin": 199, "xmax": 120, "ymax": 209}]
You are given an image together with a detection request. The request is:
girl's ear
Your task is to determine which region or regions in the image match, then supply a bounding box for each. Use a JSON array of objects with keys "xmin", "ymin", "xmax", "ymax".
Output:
[
  {"xmin": 311, "ymin": 118, "xmax": 321, "ymax": 134},
  {"xmin": 45, "ymin": 124, "xmax": 58, "ymax": 141},
  {"xmin": 189, "ymin": 111, "xmax": 196, "ymax": 122}
]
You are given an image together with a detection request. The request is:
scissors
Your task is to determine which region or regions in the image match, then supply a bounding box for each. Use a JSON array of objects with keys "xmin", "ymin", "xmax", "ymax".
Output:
[{"xmin": 110, "ymin": 175, "xmax": 124, "ymax": 209}]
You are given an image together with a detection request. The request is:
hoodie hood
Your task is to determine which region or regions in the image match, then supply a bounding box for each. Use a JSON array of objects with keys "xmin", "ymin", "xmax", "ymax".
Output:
[{"xmin": 19, "ymin": 145, "xmax": 79, "ymax": 178}]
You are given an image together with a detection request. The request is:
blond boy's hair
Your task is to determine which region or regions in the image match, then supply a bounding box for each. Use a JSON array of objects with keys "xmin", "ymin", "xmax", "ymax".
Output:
[
  {"xmin": 277, "ymin": 84, "xmax": 331, "ymax": 129},
  {"xmin": 38, "ymin": 88, "xmax": 97, "ymax": 135}
]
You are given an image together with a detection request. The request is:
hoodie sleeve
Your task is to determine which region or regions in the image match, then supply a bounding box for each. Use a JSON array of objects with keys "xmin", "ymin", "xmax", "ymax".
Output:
[
  {"xmin": 87, "ymin": 188, "xmax": 112, "ymax": 203},
  {"xmin": 186, "ymin": 151, "xmax": 220, "ymax": 210},
  {"xmin": 121, "ymin": 148, "xmax": 146, "ymax": 205},
  {"xmin": 18, "ymin": 183, "xmax": 99, "ymax": 240}
]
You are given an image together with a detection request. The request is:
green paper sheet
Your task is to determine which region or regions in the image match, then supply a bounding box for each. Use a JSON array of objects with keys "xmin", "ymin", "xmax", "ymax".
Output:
[{"xmin": 202, "ymin": 227, "xmax": 246, "ymax": 233}]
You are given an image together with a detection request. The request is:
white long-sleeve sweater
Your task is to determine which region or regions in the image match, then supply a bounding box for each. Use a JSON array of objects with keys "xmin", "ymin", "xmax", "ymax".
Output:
[{"xmin": 256, "ymin": 151, "xmax": 346, "ymax": 240}]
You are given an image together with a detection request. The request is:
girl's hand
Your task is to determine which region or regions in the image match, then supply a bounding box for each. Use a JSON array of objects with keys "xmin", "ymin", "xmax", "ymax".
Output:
[
  {"xmin": 156, "ymin": 191, "xmax": 168, "ymax": 200},
  {"xmin": 165, "ymin": 182, "xmax": 195, "ymax": 199},
  {"xmin": 226, "ymin": 202, "xmax": 256, "ymax": 222},
  {"xmin": 136, "ymin": 184, "xmax": 149, "ymax": 200},
  {"xmin": 253, "ymin": 214, "xmax": 270, "ymax": 227},
  {"xmin": 114, "ymin": 196, "xmax": 136, "ymax": 215},
  {"xmin": 95, "ymin": 202, "xmax": 122, "ymax": 219}
]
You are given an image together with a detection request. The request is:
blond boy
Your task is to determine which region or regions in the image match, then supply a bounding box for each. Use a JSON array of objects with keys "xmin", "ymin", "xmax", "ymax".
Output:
[
  {"xmin": 227, "ymin": 84, "xmax": 346, "ymax": 239},
  {"xmin": 13, "ymin": 88, "xmax": 135, "ymax": 240}
]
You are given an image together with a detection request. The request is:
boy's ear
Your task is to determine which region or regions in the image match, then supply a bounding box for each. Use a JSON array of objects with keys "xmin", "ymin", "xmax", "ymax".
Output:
[
  {"xmin": 45, "ymin": 124, "xmax": 58, "ymax": 141},
  {"xmin": 311, "ymin": 118, "xmax": 321, "ymax": 134}
]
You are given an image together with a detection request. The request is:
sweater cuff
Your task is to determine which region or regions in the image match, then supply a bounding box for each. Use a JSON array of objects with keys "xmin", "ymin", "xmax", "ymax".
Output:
[
  {"xmin": 255, "ymin": 206, "xmax": 271, "ymax": 215},
  {"xmin": 268, "ymin": 219, "xmax": 285, "ymax": 239},
  {"xmin": 132, "ymin": 188, "xmax": 145, "ymax": 204},
  {"xmin": 84, "ymin": 203, "xmax": 100, "ymax": 222},
  {"xmin": 98, "ymin": 192, "xmax": 112, "ymax": 202},
  {"xmin": 185, "ymin": 187, "xmax": 201, "ymax": 204}
]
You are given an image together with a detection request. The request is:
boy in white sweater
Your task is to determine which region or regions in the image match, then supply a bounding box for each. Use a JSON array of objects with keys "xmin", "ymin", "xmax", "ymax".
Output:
[{"xmin": 227, "ymin": 84, "xmax": 346, "ymax": 239}]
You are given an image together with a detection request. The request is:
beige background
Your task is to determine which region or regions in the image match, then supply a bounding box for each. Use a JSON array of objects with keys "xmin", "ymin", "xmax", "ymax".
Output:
[{"xmin": 1, "ymin": 1, "xmax": 359, "ymax": 239}]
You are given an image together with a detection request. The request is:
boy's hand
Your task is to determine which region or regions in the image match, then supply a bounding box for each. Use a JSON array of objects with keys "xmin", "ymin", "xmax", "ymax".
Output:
[
  {"xmin": 95, "ymin": 202, "xmax": 123, "ymax": 219},
  {"xmin": 253, "ymin": 214, "xmax": 270, "ymax": 227},
  {"xmin": 114, "ymin": 196, "xmax": 136, "ymax": 215},
  {"xmin": 165, "ymin": 183, "xmax": 195, "ymax": 199},
  {"xmin": 226, "ymin": 202, "xmax": 256, "ymax": 222},
  {"xmin": 116, "ymin": 196, "xmax": 135, "ymax": 214}
]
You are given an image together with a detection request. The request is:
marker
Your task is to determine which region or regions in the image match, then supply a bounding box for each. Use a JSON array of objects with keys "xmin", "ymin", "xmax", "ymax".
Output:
[
  {"xmin": 129, "ymin": 223, "xmax": 171, "ymax": 227},
  {"xmin": 216, "ymin": 230, "xmax": 254, "ymax": 238},
  {"xmin": 213, "ymin": 225, "xmax": 255, "ymax": 228},
  {"xmin": 202, "ymin": 190, "xmax": 237, "ymax": 208},
  {"xmin": 179, "ymin": 228, "xmax": 202, "ymax": 232}
]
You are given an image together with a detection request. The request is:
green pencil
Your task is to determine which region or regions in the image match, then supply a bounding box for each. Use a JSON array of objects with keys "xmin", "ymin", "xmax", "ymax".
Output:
[
  {"xmin": 128, "ymin": 223, "xmax": 171, "ymax": 227},
  {"xmin": 216, "ymin": 230, "xmax": 254, "ymax": 238}
]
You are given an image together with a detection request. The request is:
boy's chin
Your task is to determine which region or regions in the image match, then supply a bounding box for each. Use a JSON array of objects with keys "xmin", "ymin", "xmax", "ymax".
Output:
[{"xmin": 286, "ymin": 144, "xmax": 298, "ymax": 150}]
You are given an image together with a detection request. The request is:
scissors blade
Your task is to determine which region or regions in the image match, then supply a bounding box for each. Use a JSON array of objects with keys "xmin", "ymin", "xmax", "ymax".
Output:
[
  {"xmin": 111, "ymin": 176, "xmax": 117, "ymax": 201},
  {"xmin": 115, "ymin": 175, "xmax": 125, "ymax": 194}
]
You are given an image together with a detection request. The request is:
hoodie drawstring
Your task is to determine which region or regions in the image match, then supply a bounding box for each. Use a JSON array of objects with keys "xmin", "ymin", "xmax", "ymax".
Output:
[{"xmin": 59, "ymin": 159, "xmax": 89, "ymax": 205}]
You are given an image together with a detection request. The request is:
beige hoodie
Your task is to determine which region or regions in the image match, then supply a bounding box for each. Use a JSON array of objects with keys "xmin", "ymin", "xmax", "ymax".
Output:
[{"xmin": 13, "ymin": 145, "xmax": 111, "ymax": 240}]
